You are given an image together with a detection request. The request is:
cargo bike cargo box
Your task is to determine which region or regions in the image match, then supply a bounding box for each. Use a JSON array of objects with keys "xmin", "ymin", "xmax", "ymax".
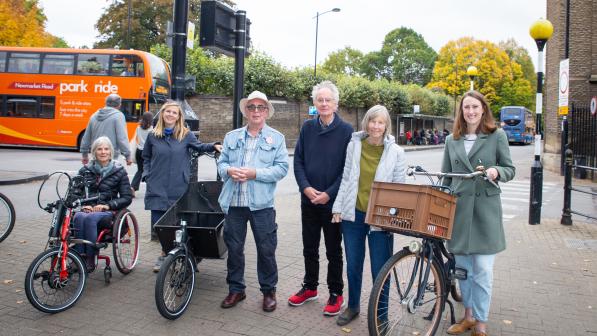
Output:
[
  {"xmin": 154, "ymin": 181, "xmax": 227, "ymax": 258},
  {"xmin": 365, "ymin": 182, "xmax": 457, "ymax": 240}
]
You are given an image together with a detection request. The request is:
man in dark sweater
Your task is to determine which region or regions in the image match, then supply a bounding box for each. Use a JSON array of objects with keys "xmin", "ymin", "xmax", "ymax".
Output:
[{"xmin": 288, "ymin": 81, "xmax": 353, "ymax": 316}]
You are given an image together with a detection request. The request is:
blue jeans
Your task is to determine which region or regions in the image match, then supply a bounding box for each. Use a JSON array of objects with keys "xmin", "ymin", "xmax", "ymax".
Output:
[
  {"xmin": 223, "ymin": 207, "xmax": 278, "ymax": 294},
  {"xmin": 342, "ymin": 210, "xmax": 393, "ymax": 311},
  {"xmin": 455, "ymin": 254, "xmax": 496, "ymax": 322},
  {"xmin": 73, "ymin": 211, "xmax": 113, "ymax": 257}
]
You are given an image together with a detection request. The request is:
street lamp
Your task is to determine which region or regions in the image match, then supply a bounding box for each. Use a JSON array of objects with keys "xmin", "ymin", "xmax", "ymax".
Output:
[
  {"xmin": 314, "ymin": 8, "xmax": 340, "ymax": 78},
  {"xmin": 528, "ymin": 18, "xmax": 554, "ymax": 225},
  {"xmin": 466, "ymin": 65, "xmax": 478, "ymax": 91}
]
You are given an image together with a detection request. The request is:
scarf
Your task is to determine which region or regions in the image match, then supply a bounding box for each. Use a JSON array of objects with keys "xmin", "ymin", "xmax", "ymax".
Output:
[
  {"xmin": 164, "ymin": 127, "xmax": 174, "ymax": 137},
  {"xmin": 91, "ymin": 160, "xmax": 115, "ymax": 178}
]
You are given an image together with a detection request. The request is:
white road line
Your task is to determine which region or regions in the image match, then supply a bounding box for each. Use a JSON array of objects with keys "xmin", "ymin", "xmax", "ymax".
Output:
[
  {"xmin": 501, "ymin": 197, "xmax": 530, "ymax": 202},
  {"xmin": 503, "ymin": 214, "xmax": 516, "ymax": 219}
]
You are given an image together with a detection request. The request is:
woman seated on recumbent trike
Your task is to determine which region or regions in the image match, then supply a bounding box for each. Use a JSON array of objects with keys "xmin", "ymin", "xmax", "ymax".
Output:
[{"xmin": 72, "ymin": 136, "xmax": 133, "ymax": 272}]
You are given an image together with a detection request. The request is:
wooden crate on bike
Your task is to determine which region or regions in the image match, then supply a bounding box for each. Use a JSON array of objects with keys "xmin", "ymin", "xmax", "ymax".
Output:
[{"xmin": 365, "ymin": 182, "xmax": 457, "ymax": 240}]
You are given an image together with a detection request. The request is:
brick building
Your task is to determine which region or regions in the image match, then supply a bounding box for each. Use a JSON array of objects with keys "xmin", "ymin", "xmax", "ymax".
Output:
[{"xmin": 544, "ymin": 0, "xmax": 597, "ymax": 172}]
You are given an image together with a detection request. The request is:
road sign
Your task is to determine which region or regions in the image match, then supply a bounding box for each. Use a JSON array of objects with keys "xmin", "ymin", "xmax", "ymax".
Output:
[
  {"xmin": 308, "ymin": 106, "xmax": 317, "ymax": 116},
  {"xmin": 187, "ymin": 22, "xmax": 195, "ymax": 49},
  {"xmin": 591, "ymin": 96, "xmax": 597, "ymax": 115},
  {"xmin": 558, "ymin": 59, "xmax": 569, "ymax": 116},
  {"xmin": 413, "ymin": 105, "xmax": 420, "ymax": 114}
]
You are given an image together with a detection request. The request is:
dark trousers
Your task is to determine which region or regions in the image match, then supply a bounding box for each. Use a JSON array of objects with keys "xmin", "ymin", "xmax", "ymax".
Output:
[
  {"xmin": 223, "ymin": 207, "xmax": 278, "ymax": 294},
  {"xmin": 73, "ymin": 211, "xmax": 113, "ymax": 257},
  {"xmin": 301, "ymin": 202, "xmax": 344, "ymax": 295},
  {"xmin": 131, "ymin": 149, "xmax": 144, "ymax": 191},
  {"xmin": 151, "ymin": 210, "xmax": 166, "ymax": 251}
]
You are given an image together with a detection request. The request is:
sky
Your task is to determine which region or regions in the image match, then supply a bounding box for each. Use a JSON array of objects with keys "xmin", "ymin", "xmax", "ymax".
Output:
[{"xmin": 39, "ymin": 0, "xmax": 547, "ymax": 69}]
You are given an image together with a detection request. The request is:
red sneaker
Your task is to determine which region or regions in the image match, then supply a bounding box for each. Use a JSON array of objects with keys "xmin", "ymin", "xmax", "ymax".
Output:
[
  {"xmin": 288, "ymin": 286, "xmax": 318, "ymax": 306},
  {"xmin": 323, "ymin": 293, "xmax": 344, "ymax": 316}
]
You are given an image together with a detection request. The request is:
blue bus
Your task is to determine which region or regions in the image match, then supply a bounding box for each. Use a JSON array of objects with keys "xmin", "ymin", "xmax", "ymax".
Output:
[{"xmin": 499, "ymin": 106, "xmax": 535, "ymax": 145}]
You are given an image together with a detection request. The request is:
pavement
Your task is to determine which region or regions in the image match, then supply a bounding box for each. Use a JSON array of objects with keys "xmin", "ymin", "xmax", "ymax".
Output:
[{"xmin": 1, "ymin": 147, "xmax": 596, "ymax": 336}]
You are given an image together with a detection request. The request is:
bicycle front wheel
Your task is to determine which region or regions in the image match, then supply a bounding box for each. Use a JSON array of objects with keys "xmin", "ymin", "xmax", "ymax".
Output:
[
  {"xmin": 24, "ymin": 248, "xmax": 87, "ymax": 313},
  {"xmin": 0, "ymin": 193, "xmax": 15, "ymax": 243},
  {"xmin": 155, "ymin": 251, "xmax": 195, "ymax": 319},
  {"xmin": 368, "ymin": 249, "xmax": 445, "ymax": 336}
]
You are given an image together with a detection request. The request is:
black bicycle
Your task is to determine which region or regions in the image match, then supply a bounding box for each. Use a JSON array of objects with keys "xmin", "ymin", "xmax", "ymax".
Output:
[
  {"xmin": 0, "ymin": 192, "xmax": 15, "ymax": 243},
  {"xmin": 154, "ymin": 151, "xmax": 226, "ymax": 320},
  {"xmin": 367, "ymin": 166, "xmax": 497, "ymax": 336}
]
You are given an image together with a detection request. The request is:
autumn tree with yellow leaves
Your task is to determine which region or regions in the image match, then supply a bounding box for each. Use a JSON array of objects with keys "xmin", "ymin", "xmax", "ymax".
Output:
[
  {"xmin": 0, "ymin": 0, "xmax": 67, "ymax": 47},
  {"xmin": 427, "ymin": 37, "xmax": 534, "ymax": 115}
]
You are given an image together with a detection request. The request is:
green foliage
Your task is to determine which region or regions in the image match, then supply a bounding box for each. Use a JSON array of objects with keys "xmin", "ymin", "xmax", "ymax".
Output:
[
  {"xmin": 428, "ymin": 37, "xmax": 534, "ymax": 114},
  {"xmin": 320, "ymin": 47, "xmax": 365, "ymax": 76},
  {"xmin": 362, "ymin": 27, "xmax": 437, "ymax": 86},
  {"xmin": 153, "ymin": 36, "xmax": 452, "ymax": 116},
  {"xmin": 95, "ymin": 0, "xmax": 202, "ymax": 51}
]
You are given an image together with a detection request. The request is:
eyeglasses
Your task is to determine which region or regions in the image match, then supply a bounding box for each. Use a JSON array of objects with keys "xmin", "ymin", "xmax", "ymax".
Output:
[
  {"xmin": 316, "ymin": 98, "xmax": 335, "ymax": 104},
  {"xmin": 246, "ymin": 105, "xmax": 268, "ymax": 112}
]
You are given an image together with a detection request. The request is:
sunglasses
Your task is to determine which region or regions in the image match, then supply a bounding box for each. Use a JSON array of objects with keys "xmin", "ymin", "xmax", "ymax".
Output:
[{"xmin": 246, "ymin": 104, "xmax": 268, "ymax": 112}]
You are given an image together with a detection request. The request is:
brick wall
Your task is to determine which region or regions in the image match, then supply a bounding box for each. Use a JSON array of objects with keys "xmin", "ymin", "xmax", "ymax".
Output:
[{"xmin": 186, "ymin": 95, "xmax": 367, "ymax": 148}]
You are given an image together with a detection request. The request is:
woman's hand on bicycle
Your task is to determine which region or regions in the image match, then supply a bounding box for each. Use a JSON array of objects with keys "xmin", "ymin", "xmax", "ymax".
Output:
[
  {"xmin": 331, "ymin": 213, "xmax": 342, "ymax": 223},
  {"xmin": 82, "ymin": 204, "xmax": 109, "ymax": 213},
  {"xmin": 485, "ymin": 167, "xmax": 499, "ymax": 181}
]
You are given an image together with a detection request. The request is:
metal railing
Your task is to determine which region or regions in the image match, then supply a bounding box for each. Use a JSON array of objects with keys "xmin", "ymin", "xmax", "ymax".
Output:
[{"xmin": 561, "ymin": 149, "xmax": 597, "ymax": 225}]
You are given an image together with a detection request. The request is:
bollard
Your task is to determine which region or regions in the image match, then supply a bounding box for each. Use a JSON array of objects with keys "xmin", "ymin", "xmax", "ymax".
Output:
[
  {"xmin": 528, "ymin": 135, "xmax": 543, "ymax": 224},
  {"xmin": 561, "ymin": 149, "xmax": 573, "ymax": 225}
]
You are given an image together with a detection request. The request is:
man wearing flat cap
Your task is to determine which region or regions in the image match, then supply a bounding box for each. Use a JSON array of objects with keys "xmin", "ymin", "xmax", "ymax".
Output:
[{"xmin": 218, "ymin": 90, "xmax": 289, "ymax": 312}]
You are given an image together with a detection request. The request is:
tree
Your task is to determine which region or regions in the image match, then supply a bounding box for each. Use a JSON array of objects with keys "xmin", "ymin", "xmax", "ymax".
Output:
[
  {"xmin": 499, "ymin": 38, "xmax": 537, "ymax": 94},
  {"xmin": 320, "ymin": 47, "xmax": 364, "ymax": 76},
  {"xmin": 0, "ymin": 0, "xmax": 64, "ymax": 47},
  {"xmin": 427, "ymin": 37, "xmax": 534, "ymax": 114},
  {"xmin": 362, "ymin": 27, "xmax": 437, "ymax": 86},
  {"xmin": 95, "ymin": 0, "xmax": 209, "ymax": 51}
]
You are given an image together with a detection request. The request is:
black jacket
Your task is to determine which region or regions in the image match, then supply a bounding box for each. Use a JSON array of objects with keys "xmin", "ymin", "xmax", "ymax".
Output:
[{"xmin": 78, "ymin": 162, "xmax": 133, "ymax": 211}]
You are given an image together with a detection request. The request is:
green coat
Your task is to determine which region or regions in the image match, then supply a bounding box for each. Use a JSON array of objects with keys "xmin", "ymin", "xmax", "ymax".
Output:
[{"xmin": 441, "ymin": 129, "xmax": 515, "ymax": 255}]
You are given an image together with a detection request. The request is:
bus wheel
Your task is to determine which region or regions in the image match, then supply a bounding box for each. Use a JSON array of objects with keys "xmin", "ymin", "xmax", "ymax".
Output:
[{"xmin": 76, "ymin": 132, "xmax": 85, "ymax": 151}]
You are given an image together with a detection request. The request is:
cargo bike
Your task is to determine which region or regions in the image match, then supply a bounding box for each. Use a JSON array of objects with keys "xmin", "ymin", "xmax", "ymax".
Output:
[
  {"xmin": 366, "ymin": 165, "xmax": 499, "ymax": 336},
  {"xmin": 154, "ymin": 154, "xmax": 227, "ymax": 320}
]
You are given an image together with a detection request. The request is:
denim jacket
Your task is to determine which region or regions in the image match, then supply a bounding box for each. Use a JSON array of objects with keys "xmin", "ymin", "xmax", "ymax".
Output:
[{"xmin": 217, "ymin": 124, "xmax": 289, "ymax": 214}]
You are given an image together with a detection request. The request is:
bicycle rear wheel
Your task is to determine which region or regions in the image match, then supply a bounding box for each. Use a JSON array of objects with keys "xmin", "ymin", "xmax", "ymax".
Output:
[
  {"xmin": 155, "ymin": 251, "xmax": 195, "ymax": 319},
  {"xmin": 0, "ymin": 193, "xmax": 15, "ymax": 243},
  {"xmin": 368, "ymin": 249, "xmax": 445, "ymax": 336}
]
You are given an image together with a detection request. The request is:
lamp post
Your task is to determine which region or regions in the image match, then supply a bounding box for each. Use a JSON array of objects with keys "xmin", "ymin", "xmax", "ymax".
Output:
[
  {"xmin": 313, "ymin": 8, "xmax": 340, "ymax": 78},
  {"xmin": 528, "ymin": 18, "xmax": 554, "ymax": 225},
  {"xmin": 467, "ymin": 65, "xmax": 478, "ymax": 91}
]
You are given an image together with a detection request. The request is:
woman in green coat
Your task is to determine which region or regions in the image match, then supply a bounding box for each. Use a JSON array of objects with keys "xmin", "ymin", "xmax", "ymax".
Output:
[{"xmin": 441, "ymin": 91, "xmax": 515, "ymax": 336}]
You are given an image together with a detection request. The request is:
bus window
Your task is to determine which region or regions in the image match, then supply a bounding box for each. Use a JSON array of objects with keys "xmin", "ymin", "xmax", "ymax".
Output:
[
  {"xmin": 3, "ymin": 96, "xmax": 55, "ymax": 119},
  {"xmin": 8, "ymin": 53, "xmax": 41, "ymax": 73},
  {"xmin": 7, "ymin": 97, "xmax": 37, "ymax": 118},
  {"xmin": 111, "ymin": 55, "xmax": 144, "ymax": 77},
  {"xmin": 40, "ymin": 97, "xmax": 56, "ymax": 119},
  {"xmin": 121, "ymin": 99, "xmax": 145, "ymax": 122},
  {"xmin": 42, "ymin": 54, "xmax": 75, "ymax": 74},
  {"xmin": 77, "ymin": 54, "xmax": 109, "ymax": 75},
  {"xmin": 0, "ymin": 52, "xmax": 6, "ymax": 72}
]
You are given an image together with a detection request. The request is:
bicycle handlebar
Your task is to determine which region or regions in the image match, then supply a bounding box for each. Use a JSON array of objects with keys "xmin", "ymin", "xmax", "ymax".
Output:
[
  {"xmin": 407, "ymin": 165, "xmax": 499, "ymax": 188},
  {"xmin": 407, "ymin": 166, "xmax": 484, "ymax": 179}
]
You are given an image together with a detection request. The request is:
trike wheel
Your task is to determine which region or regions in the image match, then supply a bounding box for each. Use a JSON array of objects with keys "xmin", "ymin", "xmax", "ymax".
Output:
[
  {"xmin": 0, "ymin": 192, "xmax": 15, "ymax": 243},
  {"xmin": 112, "ymin": 209, "xmax": 139, "ymax": 274},
  {"xmin": 155, "ymin": 251, "xmax": 195, "ymax": 320},
  {"xmin": 24, "ymin": 248, "xmax": 87, "ymax": 313},
  {"xmin": 368, "ymin": 249, "xmax": 445, "ymax": 336}
]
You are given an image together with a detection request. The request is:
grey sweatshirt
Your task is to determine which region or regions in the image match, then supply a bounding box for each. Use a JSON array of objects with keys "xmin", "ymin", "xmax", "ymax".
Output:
[{"xmin": 80, "ymin": 107, "xmax": 131, "ymax": 160}]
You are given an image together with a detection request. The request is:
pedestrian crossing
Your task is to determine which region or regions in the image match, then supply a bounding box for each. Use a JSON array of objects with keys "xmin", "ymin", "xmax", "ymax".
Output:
[{"xmin": 499, "ymin": 179, "xmax": 558, "ymax": 222}]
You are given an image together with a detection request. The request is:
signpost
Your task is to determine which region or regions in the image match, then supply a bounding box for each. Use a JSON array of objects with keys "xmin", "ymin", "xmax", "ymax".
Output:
[{"xmin": 558, "ymin": 59, "xmax": 569, "ymax": 116}]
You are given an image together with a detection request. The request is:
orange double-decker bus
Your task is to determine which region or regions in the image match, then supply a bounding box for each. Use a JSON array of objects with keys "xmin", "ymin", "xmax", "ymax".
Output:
[{"xmin": 0, "ymin": 47, "xmax": 171, "ymax": 149}]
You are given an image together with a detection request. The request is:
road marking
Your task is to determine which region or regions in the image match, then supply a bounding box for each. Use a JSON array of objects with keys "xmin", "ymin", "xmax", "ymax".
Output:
[{"xmin": 501, "ymin": 197, "xmax": 530, "ymax": 202}]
